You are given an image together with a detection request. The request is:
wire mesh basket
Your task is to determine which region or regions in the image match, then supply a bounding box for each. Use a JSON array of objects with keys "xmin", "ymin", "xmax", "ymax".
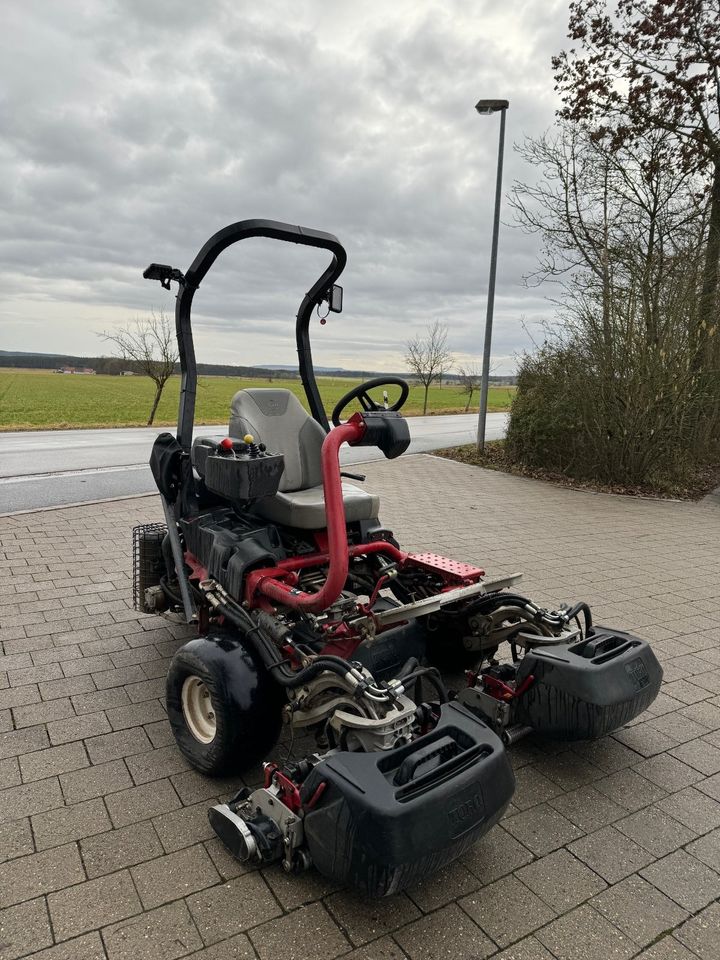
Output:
[{"xmin": 132, "ymin": 522, "xmax": 167, "ymax": 612}]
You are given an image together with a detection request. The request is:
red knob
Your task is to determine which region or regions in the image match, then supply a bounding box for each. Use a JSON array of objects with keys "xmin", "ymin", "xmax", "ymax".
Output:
[{"xmin": 219, "ymin": 437, "xmax": 234, "ymax": 451}]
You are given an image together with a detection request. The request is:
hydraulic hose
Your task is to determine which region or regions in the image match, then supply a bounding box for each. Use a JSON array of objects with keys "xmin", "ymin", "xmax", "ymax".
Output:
[
  {"xmin": 398, "ymin": 667, "xmax": 448, "ymax": 703},
  {"xmin": 159, "ymin": 575, "xmax": 184, "ymax": 608},
  {"xmin": 215, "ymin": 595, "xmax": 397, "ymax": 702},
  {"xmin": 215, "ymin": 597, "xmax": 353, "ymax": 687},
  {"xmin": 397, "ymin": 657, "xmax": 420, "ymax": 677},
  {"xmin": 562, "ymin": 601, "xmax": 593, "ymax": 633},
  {"xmin": 474, "ymin": 592, "xmax": 593, "ymax": 635}
]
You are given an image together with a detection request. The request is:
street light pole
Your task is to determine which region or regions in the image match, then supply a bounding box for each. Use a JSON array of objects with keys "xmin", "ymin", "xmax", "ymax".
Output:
[{"xmin": 475, "ymin": 98, "xmax": 509, "ymax": 452}]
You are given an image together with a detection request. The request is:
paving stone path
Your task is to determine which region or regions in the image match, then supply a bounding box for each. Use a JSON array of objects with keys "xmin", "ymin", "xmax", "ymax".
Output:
[{"xmin": 1, "ymin": 453, "xmax": 719, "ymax": 960}]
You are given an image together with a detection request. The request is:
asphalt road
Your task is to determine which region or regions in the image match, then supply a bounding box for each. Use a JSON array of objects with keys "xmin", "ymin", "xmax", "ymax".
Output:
[{"xmin": 0, "ymin": 412, "xmax": 508, "ymax": 514}]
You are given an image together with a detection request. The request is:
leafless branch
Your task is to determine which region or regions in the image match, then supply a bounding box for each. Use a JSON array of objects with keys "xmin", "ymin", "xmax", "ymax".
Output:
[
  {"xmin": 404, "ymin": 321, "xmax": 453, "ymax": 414},
  {"xmin": 101, "ymin": 310, "xmax": 179, "ymax": 425}
]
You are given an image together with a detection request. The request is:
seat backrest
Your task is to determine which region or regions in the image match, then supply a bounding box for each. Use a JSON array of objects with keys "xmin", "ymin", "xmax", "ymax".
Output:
[{"xmin": 229, "ymin": 389, "xmax": 325, "ymax": 493}]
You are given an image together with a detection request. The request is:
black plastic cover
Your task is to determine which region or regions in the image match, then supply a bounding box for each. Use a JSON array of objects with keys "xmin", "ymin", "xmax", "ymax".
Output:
[
  {"xmin": 352, "ymin": 622, "xmax": 428, "ymax": 682},
  {"xmin": 356, "ymin": 411, "xmax": 411, "ymax": 459},
  {"xmin": 191, "ymin": 438, "xmax": 219, "ymax": 479},
  {"xmin": 180, "ymin": 507, "xmax": 285, "ymax": 600},
  {"xmin": 149, "ymin": 433, "xmax": 184, "ymax": 503},
  {"xmin": 301, "ymin": 702, "xmax": 514, "ymax": 897},
  {"xmin": 204, "ymin": 452, "xmax": 285, "ymax": 502},
  {"xmin": 513, "ymin": 627, "xmax": 663, "ymax": 740}
]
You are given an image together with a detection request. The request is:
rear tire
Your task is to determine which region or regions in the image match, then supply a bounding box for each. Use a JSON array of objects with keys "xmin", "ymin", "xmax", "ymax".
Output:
[{"xmin": 166, "ymin": 633, "xmax": 284, "ymax": 777}]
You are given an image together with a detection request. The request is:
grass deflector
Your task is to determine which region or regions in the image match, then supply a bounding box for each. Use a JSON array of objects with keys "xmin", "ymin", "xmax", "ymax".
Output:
[{"xmin": 135, "ymin": 219, "xmax": 662, "ymax": 897}]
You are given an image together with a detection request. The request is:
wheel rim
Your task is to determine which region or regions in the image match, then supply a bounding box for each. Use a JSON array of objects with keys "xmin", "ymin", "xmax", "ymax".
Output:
[{"xmin": 181, "ymin": 676, "xmax": 217, "ymax": 744}]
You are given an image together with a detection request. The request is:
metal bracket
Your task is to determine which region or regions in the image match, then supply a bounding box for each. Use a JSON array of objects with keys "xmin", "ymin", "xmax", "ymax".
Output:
[
  {"xmin": 159, "ymin": 497, "xmax": 196, "ymax": 622},
  {"xmin": 457, "ymin": 684, "xmax": 510, "ymax": 731},
  {"xmin": 374, "ymin": 573, "xmax": 524, "ymax": 627}
]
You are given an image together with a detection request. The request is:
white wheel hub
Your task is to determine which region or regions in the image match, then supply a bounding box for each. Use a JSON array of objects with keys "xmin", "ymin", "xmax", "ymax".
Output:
[{"xmin": 181, "ymin": 675, "xmax": 217, "ymax": 743}]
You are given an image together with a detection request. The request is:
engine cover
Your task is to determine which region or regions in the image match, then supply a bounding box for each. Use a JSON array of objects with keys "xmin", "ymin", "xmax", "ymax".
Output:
[{"xmin": 180, "ymin": 507, "xmax": 285, "ymax": 600}]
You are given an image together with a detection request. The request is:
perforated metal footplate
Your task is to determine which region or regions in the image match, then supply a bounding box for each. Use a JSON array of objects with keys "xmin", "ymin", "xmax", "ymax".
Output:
[{"xmin": 406, "ymin": 553, "xmax": 485, "ymax": 584}]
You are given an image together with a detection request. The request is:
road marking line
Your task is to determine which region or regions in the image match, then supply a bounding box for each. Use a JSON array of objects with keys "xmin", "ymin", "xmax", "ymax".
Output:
[{"xmin": 0, "ymin": 463, "xmax": 149, "ymax": 483}]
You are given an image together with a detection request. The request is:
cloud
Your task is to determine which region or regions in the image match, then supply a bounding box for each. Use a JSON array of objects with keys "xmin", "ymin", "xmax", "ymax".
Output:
[{"xmin": 0, "ymin": 0, "xmax": 569, "ymax": 373}]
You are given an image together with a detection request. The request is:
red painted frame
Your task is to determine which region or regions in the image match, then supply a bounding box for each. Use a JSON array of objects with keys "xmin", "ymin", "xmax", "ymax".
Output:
[
  {"xmin": 247, "ymin": 415, "xmax": 405, "ymax": 613},
  {"xmin": 246, "ymin": 413, "xmax": 485, "ymax": 615}
]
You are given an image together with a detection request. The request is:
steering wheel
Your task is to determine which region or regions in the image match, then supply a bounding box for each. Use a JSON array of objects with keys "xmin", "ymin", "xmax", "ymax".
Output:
[{"xmin": 331, "ymin": 377, "xmax": 410, "ymax": 426}]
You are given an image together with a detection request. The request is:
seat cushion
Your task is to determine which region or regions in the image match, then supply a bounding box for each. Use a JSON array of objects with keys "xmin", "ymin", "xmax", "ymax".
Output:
[{"xmin": 254, "ymin": 482, "xmax": 380, "ymax": 529}]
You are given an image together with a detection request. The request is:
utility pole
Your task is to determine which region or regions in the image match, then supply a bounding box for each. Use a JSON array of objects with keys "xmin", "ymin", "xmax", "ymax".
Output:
[{"xmin": 475, "ymin": 98, "xmax": 509, "ymax": 451}]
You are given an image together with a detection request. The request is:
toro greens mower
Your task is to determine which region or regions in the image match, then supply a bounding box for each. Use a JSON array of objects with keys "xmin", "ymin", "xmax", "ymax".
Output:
[{"xmin": 135, "ymin": 219, "xmax": 662, "ymax": 897}]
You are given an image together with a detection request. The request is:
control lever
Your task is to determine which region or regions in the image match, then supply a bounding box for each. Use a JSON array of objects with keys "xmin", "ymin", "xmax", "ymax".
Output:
[
  {"xmin": 340, "ymin": 471, "xmax": 366, "ymax": 482},
  {"xmin": 242, "ymin": 434, "xmax": 263, "ymax": 458}
]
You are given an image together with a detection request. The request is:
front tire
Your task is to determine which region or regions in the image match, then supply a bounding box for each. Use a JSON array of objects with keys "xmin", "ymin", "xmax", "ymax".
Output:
[{"xmin": 166, "ymin": 633, "xmax": 285, "ymax": 777}]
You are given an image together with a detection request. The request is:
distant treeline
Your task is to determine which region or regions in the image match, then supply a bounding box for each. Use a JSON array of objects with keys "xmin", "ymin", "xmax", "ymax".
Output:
[
  {"xmin": 0, "ymin": 351, "xmax": 298, "ymax": 379},
  {"xmin": 0, "ymin": 351, "xmax": 516, "ymax": 384}
]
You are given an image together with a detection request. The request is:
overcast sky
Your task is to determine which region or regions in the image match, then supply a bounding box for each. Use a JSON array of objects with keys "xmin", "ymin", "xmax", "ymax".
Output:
[{"xmin": 1, "ymin": 0, "xmax": 570, "ymax": 374}]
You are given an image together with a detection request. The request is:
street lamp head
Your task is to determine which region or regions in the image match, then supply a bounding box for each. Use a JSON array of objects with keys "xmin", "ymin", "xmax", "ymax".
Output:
[{"xmin": 475, "ymin": 99, "xmax": 509, "ymax": 115}]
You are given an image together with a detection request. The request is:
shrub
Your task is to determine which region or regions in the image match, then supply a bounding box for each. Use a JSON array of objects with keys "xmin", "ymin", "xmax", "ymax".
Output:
[{"xmin": 506, "ymin": 336, "xmax": 720, "ymax": 488}]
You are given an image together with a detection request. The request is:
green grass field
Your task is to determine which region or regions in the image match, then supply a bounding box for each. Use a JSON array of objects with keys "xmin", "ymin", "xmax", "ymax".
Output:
[{"xmin": 0, "ymin": 369, "xmax": 514, "ymax": 430}]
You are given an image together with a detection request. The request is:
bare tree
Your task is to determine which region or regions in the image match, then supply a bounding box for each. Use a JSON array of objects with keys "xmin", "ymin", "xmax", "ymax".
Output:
[
  {"xmin": 509, "ymin": 123, "xmax": 718, "ymax": 484},
  {"xmin": 101, "ymin": 310, "xmax": 178, "ymax": 425},
  {"xmin": 456, "ymin": 362, "xmax": 483, "ymax": 412},
  {"xmin": 511, "ymin": 125, "xmax": 705, "ymax": 351},
  {"xmin": 553, "ymin": 0, "xmax": 720, "ymax": 365},
  {"xmin": 404, "ymin": 321, "xmax": 453, "ymax": 415}
]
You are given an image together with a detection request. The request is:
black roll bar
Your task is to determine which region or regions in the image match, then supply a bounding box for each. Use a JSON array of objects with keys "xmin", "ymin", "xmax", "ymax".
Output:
[{"xmin": 170, "ymin": 218, "xmax": 347, "ymax": 452}]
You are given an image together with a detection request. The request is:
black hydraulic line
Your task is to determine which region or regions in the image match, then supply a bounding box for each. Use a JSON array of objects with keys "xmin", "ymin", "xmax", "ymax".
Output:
[
  {"xmin": 397, "ymin": 668, "xmax": 448, "ymax": 703},
  {"xmin": 160, "ymin": 575, "xmax": 205, "ymax": 609},
  {"xmin": 562, "ymin": 602, "xmax": 593, "ymax": 633},
  {"xmin": 213, "ymin": 598, "xmax": 360, "ymax": 688},
  {"xmin": 473, "ymin": 592, "xmax": 593, "ymax": 633},
  {"xmin": 159, "ymin": 575, "xmax": 183, "ymax": 607},
  {"xmin": 161, "ymin": 534, "xmax": 174, "ymax": 581},
  {"xmin": 397, "ymin": 657, "xmax": 420, "ymax": 677},
  {"xmin": 472, "ymin": 592, "xmax": 536, "ymax": 609}
]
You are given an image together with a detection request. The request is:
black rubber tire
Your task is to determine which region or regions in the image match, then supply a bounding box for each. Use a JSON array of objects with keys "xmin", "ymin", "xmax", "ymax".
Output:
[{"xmin": 166, "ymin": 634, "xmax": 285, "ymax": 777}]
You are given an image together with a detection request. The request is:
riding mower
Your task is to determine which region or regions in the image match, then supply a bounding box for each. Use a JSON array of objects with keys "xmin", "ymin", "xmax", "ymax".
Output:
[{"xmin": 134, "ymin": 219, "xmax": 662, "ymax": 898}]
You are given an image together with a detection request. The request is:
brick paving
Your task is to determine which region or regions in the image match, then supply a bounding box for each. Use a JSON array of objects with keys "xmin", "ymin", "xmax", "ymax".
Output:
[{"xmin": 1, "ymin": 453, "xmax": 719, "ymax": 960}]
